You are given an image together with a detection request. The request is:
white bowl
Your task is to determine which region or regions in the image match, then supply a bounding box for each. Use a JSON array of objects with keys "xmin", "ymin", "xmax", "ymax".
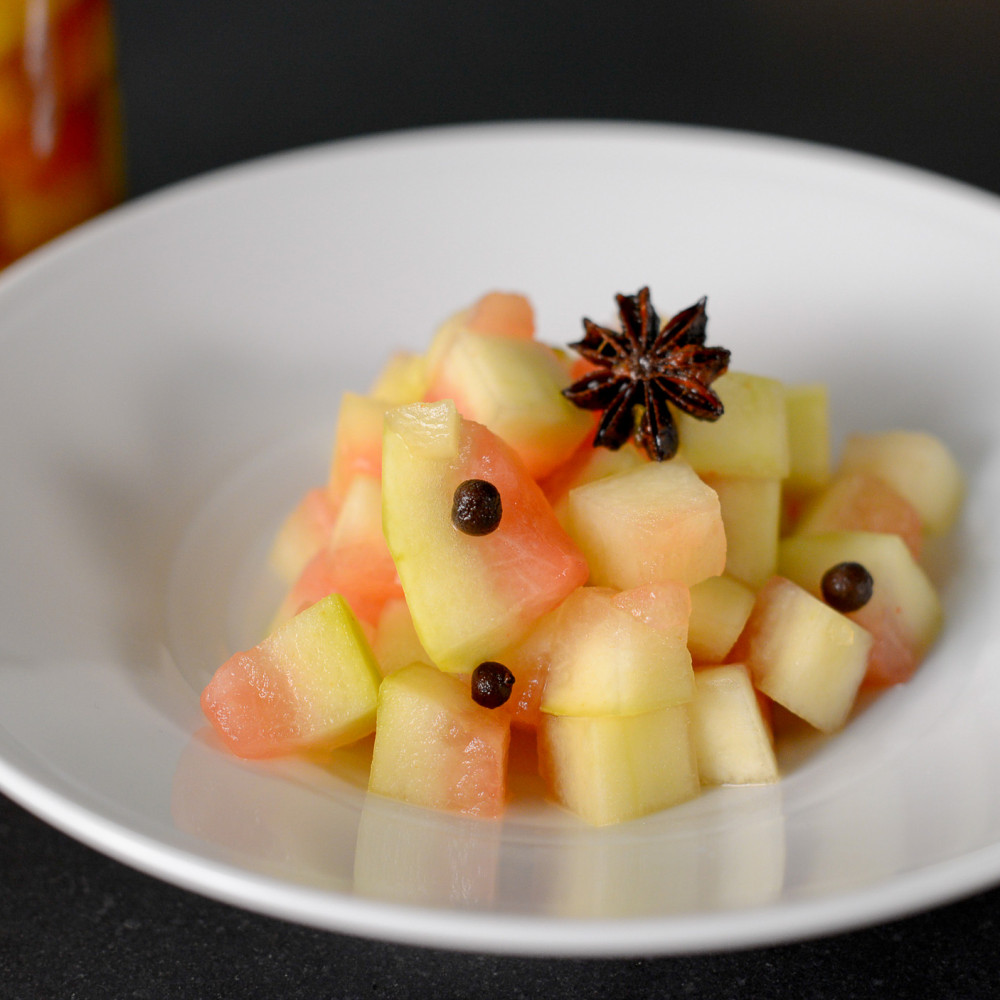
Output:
[{"xmin": 1, "ymin": 122, "xmax": 998, "ymax": 956}]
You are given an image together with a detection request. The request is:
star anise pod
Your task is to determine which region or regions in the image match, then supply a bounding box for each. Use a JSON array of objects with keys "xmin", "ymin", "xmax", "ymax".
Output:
[{"xmin": 562, "ymin": 287, "xmax": 730, "ymax": 461}]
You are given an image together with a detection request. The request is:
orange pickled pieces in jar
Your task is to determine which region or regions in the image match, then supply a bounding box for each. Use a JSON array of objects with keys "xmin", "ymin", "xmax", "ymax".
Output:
[{"xmin": 0, "ymin": 0, "xmax": 125, "ymax": 268}]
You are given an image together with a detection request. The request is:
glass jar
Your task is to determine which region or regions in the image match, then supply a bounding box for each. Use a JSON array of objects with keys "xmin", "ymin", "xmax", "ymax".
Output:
[{"xmin": 0, "ymin": 0, "xmax": 125, "ymax": 268}]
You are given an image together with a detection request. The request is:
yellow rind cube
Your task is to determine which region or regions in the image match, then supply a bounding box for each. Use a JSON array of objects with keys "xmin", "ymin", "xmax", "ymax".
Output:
[
  {"xmin": 675, "ymin": 372, "xmax": 790, "ymax": 479},
  {"xmin": 566, "ymin": 460, "xmax": 726, "ymax": 589},
  {"xmin": 691, "ymin": 664, "xmax": 779, "ymax": 785},
  {"xmin": 742, "ymin": 578, "xmax": 872, "ymax": 733},
  {"xmin": 538, "ymin": 705, "xmax": 700, "ymax": 826}
]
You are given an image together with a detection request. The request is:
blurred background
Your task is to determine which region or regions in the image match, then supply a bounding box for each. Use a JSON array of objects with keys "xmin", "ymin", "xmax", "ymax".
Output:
[
  {"xmin": 5, "ymin": 1, "xmax": 1000, "ymax": 996},
  {"xmin": 6, "ymin": 1, "xmax": 1000, "ymax": 257},
  {"xmin": 111, "ymin": 1, "xmax": 1000, "ymax": 199}
]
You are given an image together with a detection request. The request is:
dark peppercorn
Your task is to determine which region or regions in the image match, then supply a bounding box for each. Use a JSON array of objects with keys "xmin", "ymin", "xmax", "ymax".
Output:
[
  {"xmin": 451, "ymin": 478, "xmax": 503, "ymax": 535},
  {"xmin": 471, "ymin": 661, "xmax": 515, "ymax": 708},
  {"xmin": 821, "ymin": 561, "xmax": 874, "ymax": 613}
]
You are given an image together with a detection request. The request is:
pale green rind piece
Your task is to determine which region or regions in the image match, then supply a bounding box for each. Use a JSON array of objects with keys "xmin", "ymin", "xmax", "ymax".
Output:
[
  {"xmin": 784, "ymin": 382, "xmax": 832, "ymax": 494},
  {"xmin": 269, "ymin": 593, "xmax": 383, "ymax": 744},
  {"xmin": 381, "ymin": 401, "xmax": 501, "ymax": 673},
  {"xmin": 703, "ymin": 474, "xmax": 781, "ymax": 588},
  {"xmin": 369, "ymin": 662, "xmax": 509, "ymax": 818},
  {"xmin": 688, "ymin": 575, "xmax": 756, "ymax": 665},
  {"xmin": 778, "ymin": 530, "xmax": 943, "ymax": 658},
  {"xmin": 539, "ymin": 704, "xmax": 700, "ymax": 826},
  {"xmin": 430, "ymin": 331, "xmax": 593, "ymax": 478},
  {"xmin": 675, "ymin": 371, "xmax": 790, "ymax": 479},
  {"xmin": 566, "ymin": 460, "xmax": 726, "ymax": 589},
  {"xmin": 691, "ymin": 664, "xmax": 779, "ymax": 786},
  {"xmin": 539, "ymin": 588, "xmax": 695, "ymax": 717},
  {"xmin": 744, "ymin": 579, "xmax": 872, "ymax": 733}
]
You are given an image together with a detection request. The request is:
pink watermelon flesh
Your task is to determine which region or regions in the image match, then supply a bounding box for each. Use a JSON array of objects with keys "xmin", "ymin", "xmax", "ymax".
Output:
[
  {"xmin": 465, "ymin": 291, "xmax": 535, "ymax": 340},
  {"xmin": 457, "ymin": 418, "xmax": 589, "ymax": 632},
  {"xmin": 279, "ymin": 540, "xmax": 403, "ymax": 628}
]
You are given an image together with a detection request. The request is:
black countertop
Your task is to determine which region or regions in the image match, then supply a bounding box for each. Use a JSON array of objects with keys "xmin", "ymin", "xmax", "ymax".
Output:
[{"xmin": 5, "ymin": 2, "xmax": 1000, "ymax": 996}]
